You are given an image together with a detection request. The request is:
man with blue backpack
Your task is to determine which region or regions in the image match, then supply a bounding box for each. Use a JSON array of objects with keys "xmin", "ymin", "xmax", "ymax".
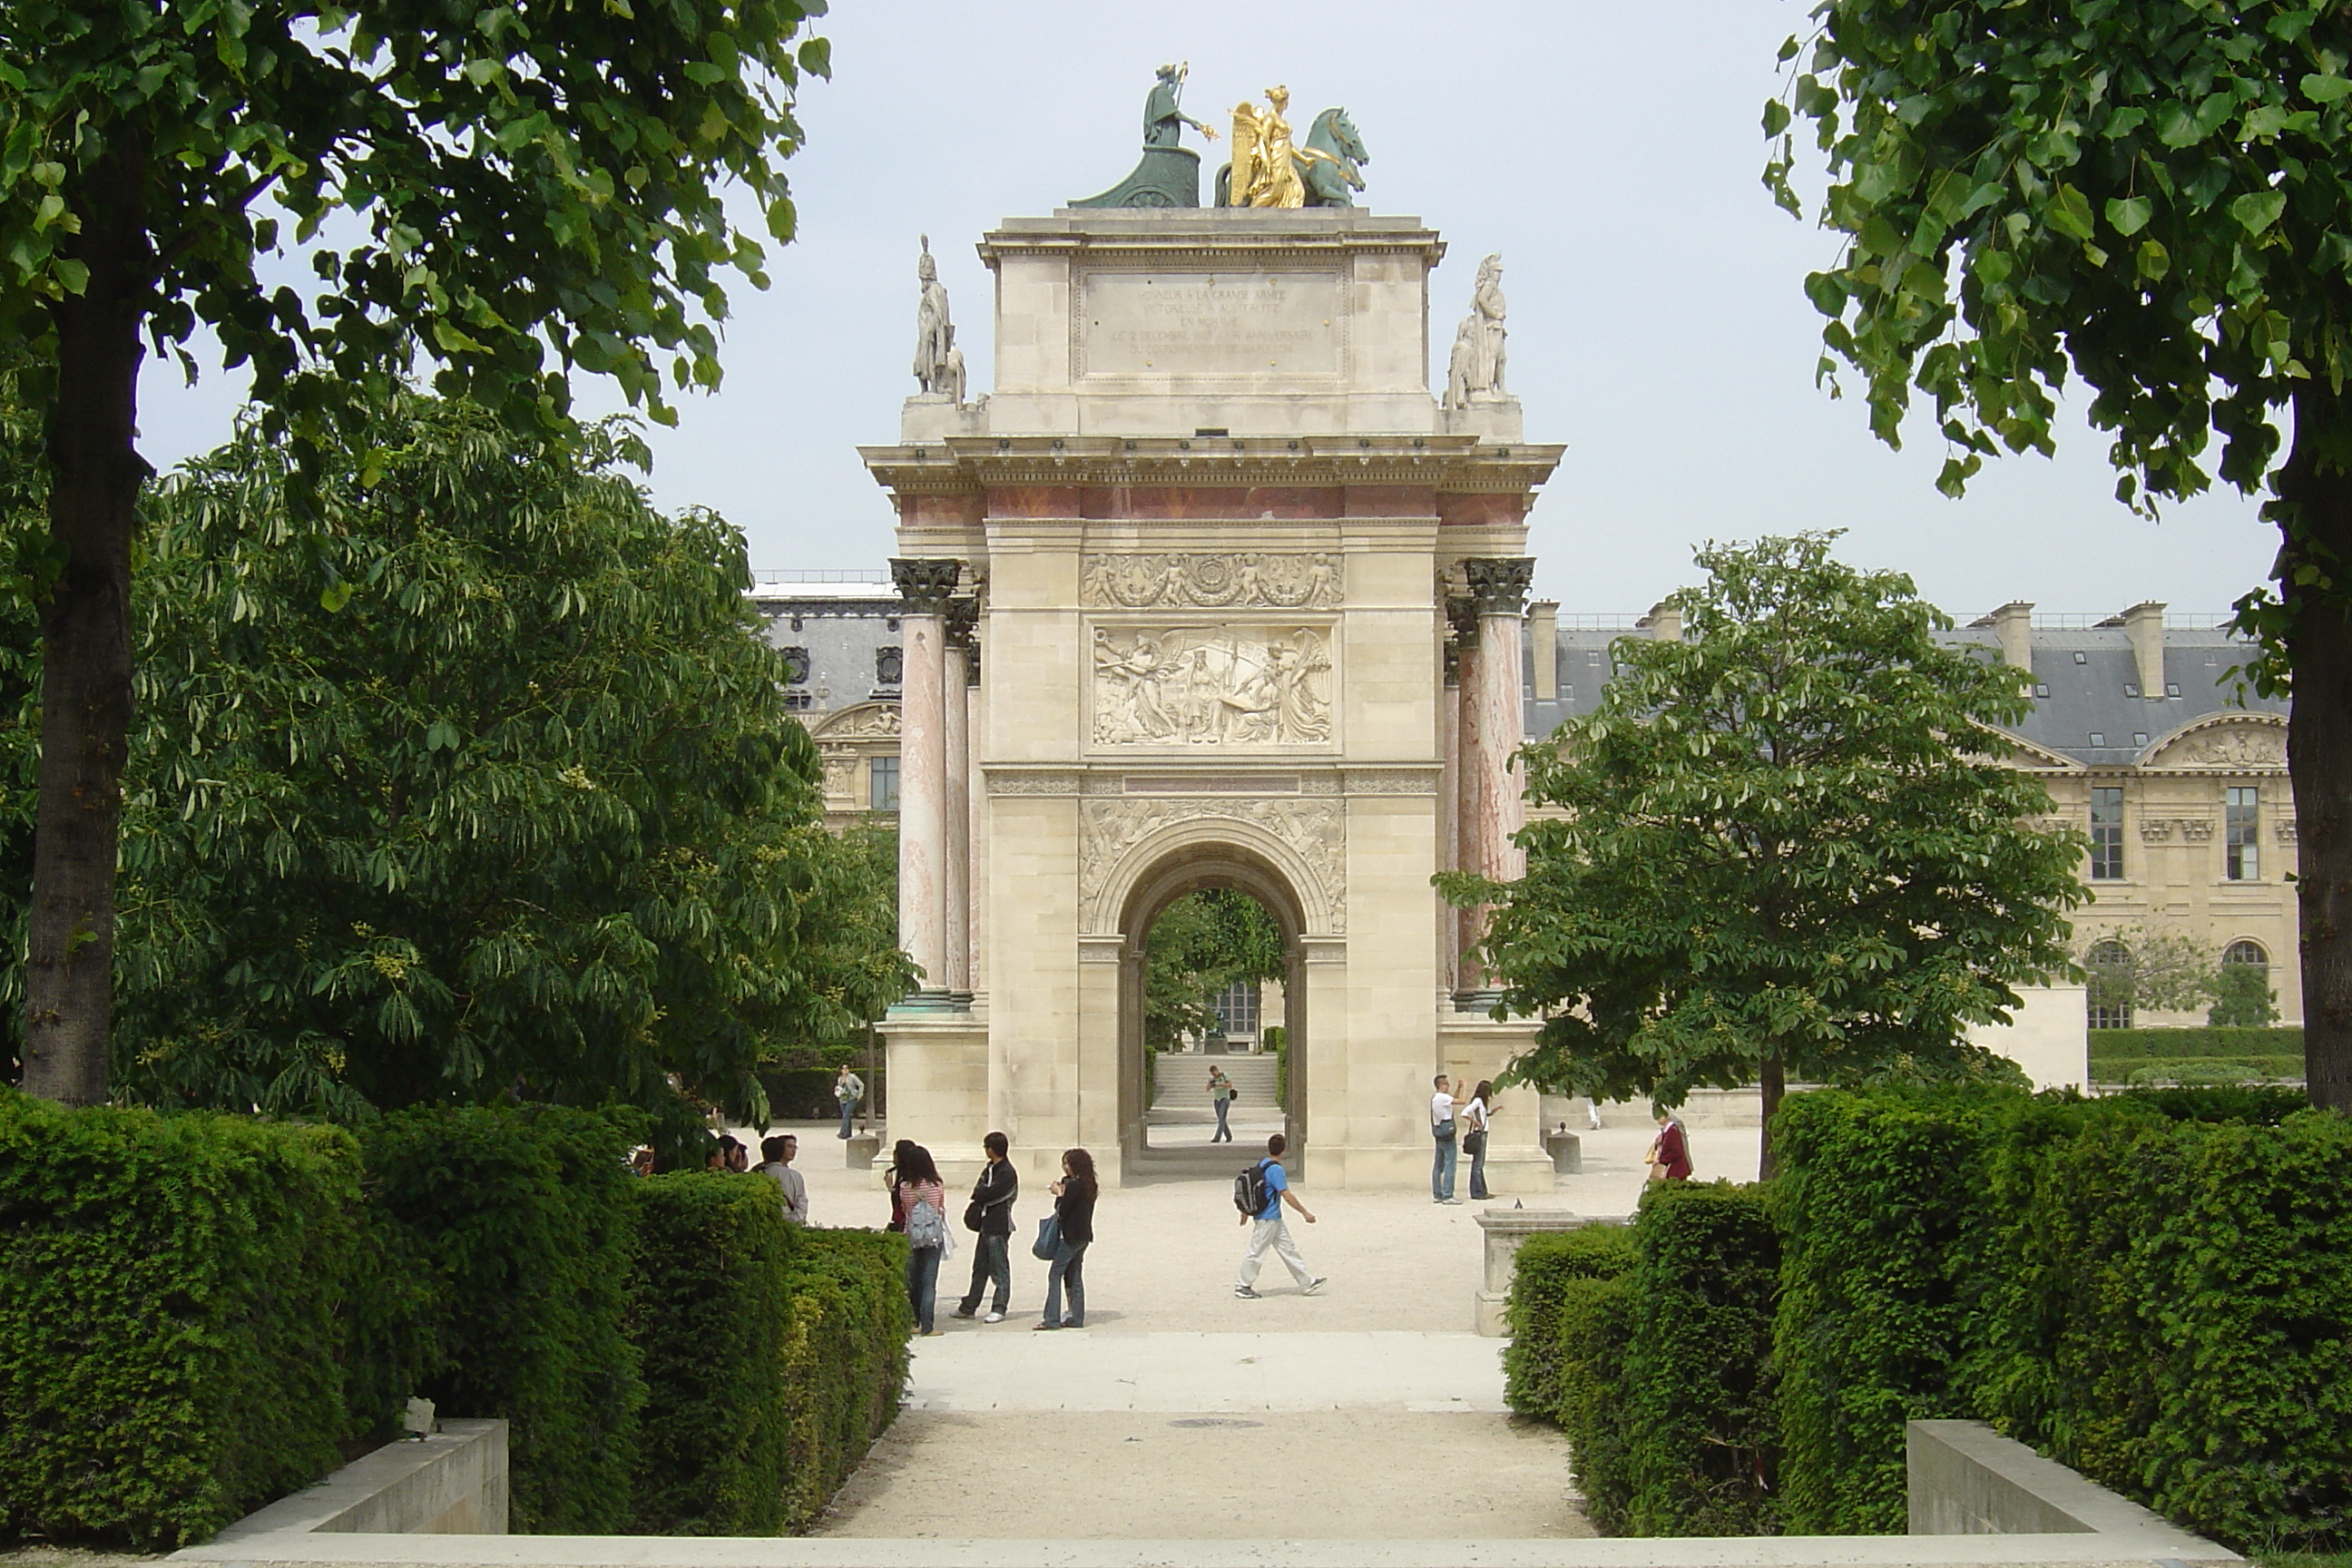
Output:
[{"xmin": 1232, "ymin": 1132, "xmax": 1325, "ymax": 1298}]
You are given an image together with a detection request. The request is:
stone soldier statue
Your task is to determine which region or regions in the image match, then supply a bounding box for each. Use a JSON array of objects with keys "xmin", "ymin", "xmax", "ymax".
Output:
[
  {"xmin": 913, "ymin": 235, "xmax": 955, "ymax": 397},
  {"xmin": 1444, "ymin": 254, "xmax": 1509, "ymax": 407}
]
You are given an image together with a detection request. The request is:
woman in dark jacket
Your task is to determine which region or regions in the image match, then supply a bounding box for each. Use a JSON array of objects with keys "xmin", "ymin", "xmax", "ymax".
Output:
[{"xmin": 1036, "ymin": 1147, "xmax": 1097, "ymax": 1330}]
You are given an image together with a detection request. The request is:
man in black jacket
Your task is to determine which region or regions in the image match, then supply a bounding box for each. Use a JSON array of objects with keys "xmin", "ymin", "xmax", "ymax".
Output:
[{"xmin": 952, "ymin": 1131, "xmax": 1019, "ymax": 1322}]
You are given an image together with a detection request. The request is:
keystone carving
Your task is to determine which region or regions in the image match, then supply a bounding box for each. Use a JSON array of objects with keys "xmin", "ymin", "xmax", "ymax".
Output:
[{"xmin": 1080, "ymin": 797, "xmax": 1345, "ymax": 932}]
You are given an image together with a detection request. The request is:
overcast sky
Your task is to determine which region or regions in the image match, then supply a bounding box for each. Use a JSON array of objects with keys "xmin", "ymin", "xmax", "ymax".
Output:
[{"xmin": 133, "ymin": 0, "xmax": 2278, "ymax": 618}]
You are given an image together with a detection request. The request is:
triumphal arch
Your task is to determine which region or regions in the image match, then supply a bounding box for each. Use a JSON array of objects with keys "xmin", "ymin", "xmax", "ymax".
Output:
[{"xmin": 866, "ymin": 87, "xmax": 1562, "ymax": 1189}]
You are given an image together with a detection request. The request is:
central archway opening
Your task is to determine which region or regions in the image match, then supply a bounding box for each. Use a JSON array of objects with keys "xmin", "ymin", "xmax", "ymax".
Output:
[{"xmin": 1115, "ymin": 847, "xmax": 1308, "ymax": 1183}]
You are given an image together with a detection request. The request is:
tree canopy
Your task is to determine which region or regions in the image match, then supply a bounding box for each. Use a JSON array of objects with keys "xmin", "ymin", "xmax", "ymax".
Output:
[
  {"xmin": 1142, "ymin": 889, "xmax": 1285, "ymax": 1053},
  {"xmin": 3, "ymin": 0, "xmax": 828, "ymax": 1103},
  {"xmin": 1765, "ymin": 0, "xmax": 2352, "ymax": 1109},
  {"xmin": 2, "ymin": 393, "xmax": 908, "ymax": 1151},
  {"xmin": 1442, "ymin": 534, "xmax": 2082, "ymax": 1167}
]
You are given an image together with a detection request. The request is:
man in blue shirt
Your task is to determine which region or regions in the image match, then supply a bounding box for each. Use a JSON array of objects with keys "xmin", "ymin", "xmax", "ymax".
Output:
[{"xmin": 1234, "ymin": 1133, "xmax": 1326, "ymax": 1298}]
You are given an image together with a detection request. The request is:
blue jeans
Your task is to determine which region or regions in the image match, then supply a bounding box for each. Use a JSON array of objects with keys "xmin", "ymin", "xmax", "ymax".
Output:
[
  {"xmin": 1212, "ymin": 1097, "xmax": 1231, "ymax": 1142},
  {"xmin": 958, "ymin": 1231, "xmax": 1011, "ymax": 1315},
  {"xmin": 838, "ymin": 1098, "xmax": 858, "ymax": 1138},
  {"xmin": 1432, "ymin": 1125, "xmax": 1458, "ymax": 1200},
  {"xmin": 1467, "ymin": 1132, "xmax": 1490, "ymax": 1200},
  {"xmin": 906, "ymin": 1243, "xmax": 941, "ymax": 1333},
  {"xmin": 1043, "ymin": 1240, "xmax": 1088, "ymax": 1327}
]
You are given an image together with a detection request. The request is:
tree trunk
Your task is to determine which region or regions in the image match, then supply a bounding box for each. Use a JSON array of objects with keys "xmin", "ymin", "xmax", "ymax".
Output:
[
  {"xmin": 2282, "ymin": 381, "xmax": 2352, "ymax": 1115},
  {"xmin": 18, "ymin": 140, "xmax": 149, "ymax": 1105},
  {"xmin": 1758, "ymin": 1051, "xmax": 1787, "ymax": 1180}
]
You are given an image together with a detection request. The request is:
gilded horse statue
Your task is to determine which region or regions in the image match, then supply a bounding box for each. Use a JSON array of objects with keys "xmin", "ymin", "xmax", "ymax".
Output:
[{"xmin": 1215, "ymin": 98, "xmax": 1369, "ymax": 209}]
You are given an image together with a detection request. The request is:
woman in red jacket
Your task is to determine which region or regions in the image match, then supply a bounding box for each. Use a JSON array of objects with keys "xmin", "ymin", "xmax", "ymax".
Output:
[{"xmin": 1646, "ymin": 1108, "xmax": 1693, "ymax": 1182}]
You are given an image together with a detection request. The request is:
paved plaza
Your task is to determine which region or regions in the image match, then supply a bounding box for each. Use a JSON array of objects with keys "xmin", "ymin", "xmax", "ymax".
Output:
[{"xmin": 750, "ymin": 1112, "xmax": 1763, "ymax": 1538}]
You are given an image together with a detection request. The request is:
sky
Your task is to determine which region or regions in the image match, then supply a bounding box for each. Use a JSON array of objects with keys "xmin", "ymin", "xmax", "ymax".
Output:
[{"xmin": 132, "ymin": 0, "xmax": 2279, "ymax": 619}]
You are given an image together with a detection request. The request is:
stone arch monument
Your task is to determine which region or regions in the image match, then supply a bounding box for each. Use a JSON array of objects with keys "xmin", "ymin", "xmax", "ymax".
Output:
[{"xmin": 865, "ymin": 204, "xmax": 1563, "ymax": 1190}]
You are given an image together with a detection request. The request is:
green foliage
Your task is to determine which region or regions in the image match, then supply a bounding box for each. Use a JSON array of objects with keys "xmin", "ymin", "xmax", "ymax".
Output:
[
  {"xmin": 2122, "ymin": 1056, "xmax": 2305, "ymax": 1085},
  {"xmin": 2082, "ymin": 925, "xmax": 2223, "ymax": 1015},
  {"xmin": 1770, "ymin": 1086, "xmax": 2014, "ymax": 1534},
  {"xmin": 1621, "ymin": 1181, "xmax": 1782, "ymax": 1536},
  {"xmin": 39, "ymin": 395, "xmax": 911, "ymax": 1152},
  {"xmin": 1446, "ymin": 534, "xmax": 2083, "ymax": 1132},
  {"xmin": 1504, "ymin": 1227, "xmax": 1641, "ymax": 1534},
  {"xmin": 628, "ymin": 1173, "xmax": 796, "ymax": 1534},
  {"xmin": 2090, "ymin": 1026, "xmax": 2307, "ymax": 1063},
  {"xmin": 1764, "ymin": 3, "xmax": 2347, "ymax": 604},
  {"xmin": 0, "ymin": 1092, "xmax": 360, "ymax": 1549},
  {"xmin": 0, "ymin": 0, "xmax": 827, "ymax": 440},
  {"xmin": 774, "ymin": 1229, "xmax": 913, "ymax": 1531},
  {"xmin": 2209, "ymin": 958, "xmax": 2284, "ymax": 1027},
  {"xmin": 357, "ymin": 1105, "xmax": 643, "ymax": 1534},
  {"xmin": 1142, "ymin": 889, "xmax": 1283, "ymax": 1051},
  {"xmin": 1974, "ymin": 1096, "xmax": 2352, "ymax": 1549}
]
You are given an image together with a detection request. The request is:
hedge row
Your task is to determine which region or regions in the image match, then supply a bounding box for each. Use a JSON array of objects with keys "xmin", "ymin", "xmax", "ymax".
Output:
[
  {"xmin": 1509, "ymin": 1085, "xmax": 2350, "ymax": 1551},
  {"xmin": 0, "ymin": 1093, "xmax": 909, "ymax": 1549},
  {"xmin": 1504, "ymin": 1186, "xmax": 1779, "ymax": 1536},
  {"xmin": 2106, "ymin": 1055, "xmax": 2305, "ymax": 1084},
  {"xmin": 0, "ymin": 1095, "xmax": 360, "ymax": 1549},
  {"xmin": 2087, "ymin": 1026, "xmax": 2303, "ymax": 1063}
]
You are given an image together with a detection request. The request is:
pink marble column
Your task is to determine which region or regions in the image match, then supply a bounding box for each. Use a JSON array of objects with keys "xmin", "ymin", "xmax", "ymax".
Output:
[
  {"xmin": 1437, "ymin": 639, "xmax": 1462, "ymax": 995},
  {"xmin": 965, "ymin": 634, "xmax": 989, "ymax": 1005},
  {"xmin": 891, "ymin": 558, "xmax": 961, "ymax": 1000},
  {"xmin": 942, "ymin": 633, "xmax": 972, "ymax": 998},
  {"xmin": 1460, "ymin": 559, "xmax": 1534, "ymax": 995},
  {"xmin": 1454, "ymin": 629, "xmax": 1485, "ymax": 992}
]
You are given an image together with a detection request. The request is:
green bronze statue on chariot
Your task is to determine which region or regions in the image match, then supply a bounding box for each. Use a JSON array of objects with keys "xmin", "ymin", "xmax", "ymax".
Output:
[{"xmin": 1073, "ymin": 66, "xmax": 1369, "ymax": 211}]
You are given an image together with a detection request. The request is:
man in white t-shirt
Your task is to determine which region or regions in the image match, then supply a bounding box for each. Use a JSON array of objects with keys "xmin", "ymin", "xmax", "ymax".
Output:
[{"xmin": 1429, "ymin": 1073, "xmax": 1463, "ymax": 1204}]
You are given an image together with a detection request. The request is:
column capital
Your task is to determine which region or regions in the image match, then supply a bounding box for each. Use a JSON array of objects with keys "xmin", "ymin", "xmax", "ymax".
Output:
[
  {"xmin": 1463, "ymin": 556, "xmax": 1535, "ymax": 617},
  {"xmin": 944, "ymin": 596, "xmax": 980, "ymax": 650},
  {"xmin": 891, "ymin": 556, "xmax": 964, "ymax": 615},
  {"xmin": 1445, "ymin": 590, "xmax": 1481, "ymax": 650}
]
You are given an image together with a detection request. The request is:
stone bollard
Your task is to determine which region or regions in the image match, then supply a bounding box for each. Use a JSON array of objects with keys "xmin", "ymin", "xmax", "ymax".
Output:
[
  {"xmin": 844, "ymin": 1132, "xmax": 881, "ymax": 1170},
  {"xmin": 1472, "ymin": 1209, "xmax": 1630, "ymax": 1337}
]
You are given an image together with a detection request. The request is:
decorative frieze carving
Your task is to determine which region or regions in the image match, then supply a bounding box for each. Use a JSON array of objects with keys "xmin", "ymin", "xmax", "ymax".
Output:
[
  {"xmin": 2179, "ymin": 818, "xmax": 2216, "ymax": 842},
  {"xmin": 985, "ymin": 769, "xmax": 1083, "ymax": 796},
  {"xmin": 1083, "ymin": 552, "xmax": 1342, "ymax": 611},
  {"xmin": 1079, "ymin": 797, "xmax": 1345, "ymax": 931},
  {"xmin": 1345, "ymin": 767, "xmax": 1442, "ymax": 795},
  {"xmin": 2140, "ymin": 818, "xmax": 2175, "ymax": 841},
  {"xmin": 1091, "ymin": 623, "xmax": 1334, "ymax": 746},
  {"xmin": 2277, "ymin": 818, "xmax": 2299, "ymax": 844},
  {"xmin": 810, "ymin": 702, "xmax": 901, "ymax": 740}
]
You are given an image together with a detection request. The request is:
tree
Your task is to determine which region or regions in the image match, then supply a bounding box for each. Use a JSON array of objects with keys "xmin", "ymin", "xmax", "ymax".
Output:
[
  {"xmin": 1441, "ymin": 534, "xmax": 2083, "ymax": 1173},
  {"xmin": 21, "ymin": 393, "xmax": 910, "ymax": 1153},
  {"xmin": 1141, "ymin": 889, "xmax": 1284, "ymax": 1054},
  {"xmin": 1765, "ymin": 2, "xmax": 2352, "ymax": 1111},
  {"xmin": 1, "ymin": 0, "xmax": 828, "ymax": 1104},
  {"xmin": 2079, "ymin": 925, "xmax": 2221, "ymax": 1022},
  {"xmin": 2207, "ymin": 957, "xmax": 2283, "ymax": 1027}
]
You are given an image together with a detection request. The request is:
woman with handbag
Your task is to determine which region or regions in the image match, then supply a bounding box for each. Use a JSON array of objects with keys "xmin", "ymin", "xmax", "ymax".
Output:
[
  {"xmin": 1036, "ymin": 1148, "xmax": 1098, "ymax": 1330},
  {"xmin": 1462, "ymin": 1080, "xmax": 1496, "ymax": 1201},
  {"xmin": 1645, "ymin": 1108, "xmax": 1693, "ymax": 1183},
  {"xmin": 894, "ymin": 1143, "xmax": 950, "ymax": 1336}
]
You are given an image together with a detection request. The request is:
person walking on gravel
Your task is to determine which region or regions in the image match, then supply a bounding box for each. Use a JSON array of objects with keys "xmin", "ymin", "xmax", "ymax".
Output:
[
  {"xmin": 1207, "ymin": 1064, "xmax": 1236, "ymax": 1143},
  {"xmin": 1234, "ymin": 1133, "xmax": 1324, "ymax": 1298}
]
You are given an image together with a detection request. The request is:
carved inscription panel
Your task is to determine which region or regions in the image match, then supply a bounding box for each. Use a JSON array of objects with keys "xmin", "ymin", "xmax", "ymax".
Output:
[
  {"xmin": 1091, "ymin": 623, "xmax": 1334, "ymax": 748},
  {"xmin": 1078, "ymin": 270, "xmax": 1345, "ymax": 379}
]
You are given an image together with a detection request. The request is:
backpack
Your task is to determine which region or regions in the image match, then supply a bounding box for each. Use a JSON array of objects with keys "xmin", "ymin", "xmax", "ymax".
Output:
[
  {"xmin": 1233, "ymin": 1159, "xmax": 1271, "ymax": 1218},
  {"xmin": 906, "ymin": 1196, "xmax": 946, "ymax": 1249}
]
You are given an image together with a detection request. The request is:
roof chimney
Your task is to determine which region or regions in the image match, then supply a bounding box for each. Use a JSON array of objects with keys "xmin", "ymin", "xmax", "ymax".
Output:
[
  {"xmin": 2122, "ymin": 601, "xmax": 2166, "ymax": 699},
  {"xmin": 1643, "ymin": 600, "xmax": 1683, "ymax": 643},
  {"xmin": 1982, "ymin": 601, "xmax": 2034, "ymax": 671},
  {"xmin": 1528, "ymin": 600, "xmax": 1559, "ymax": 700}
]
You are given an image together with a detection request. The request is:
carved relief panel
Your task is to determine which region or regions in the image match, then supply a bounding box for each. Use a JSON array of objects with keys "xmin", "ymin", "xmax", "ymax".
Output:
[
  {"xmin": 1079, "ymin": 797, "xmax": 1346, "ymax": 933},
  {"xmin": 1089, "ymin": 622, "xmax": 1335, "ymax": 749},
  {"xmin": 1083, "ymin": 552, "xmax": 1343, "ymax": 611}
]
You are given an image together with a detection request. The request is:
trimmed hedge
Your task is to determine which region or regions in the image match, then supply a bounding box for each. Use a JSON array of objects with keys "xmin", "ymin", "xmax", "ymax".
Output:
[
  {"xmin": 0, "ymin": 1093, "xmax": 361, "ymax": 1549},
  {"xmin": 2089, "ymin": 1026, "xmax": 2303, "ymax": 1065},
  {"xmin": 1504, "ymin": 1225, "xmax": 1640, "ymax": 1534},
  {"xmin": 358, "ymin": 1105, "xmax": 644, "ymax": 1534},
  {"xmin": 777, "ymin": 1228, "xmax": 913, "ymax": 1530},
  {"xmin": 1770, "ymin": 1086, "xmax": 2013, "ymax": 1534},
  {"xmin": 2111, "ymin": 1056, "xmax": 2305, "ymax": 1084},
  {"xmin": 1621, "ymin": 1181, "xmax": 1780, "ymax": 1536},
  {"xmin": 629, "ymin": 1173, "xmax": 797, "ymax": 1534}
]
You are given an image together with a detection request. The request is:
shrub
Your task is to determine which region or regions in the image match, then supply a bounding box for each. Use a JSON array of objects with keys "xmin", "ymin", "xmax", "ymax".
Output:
[
  {"xmin": 628, "ymin": 1172, "xmax": 798, "ymax": 1534},
  {"xmin": 357, "ymin": 1105, "xmax": 643, "ymax": 1533},
  {"xmin": 2118, "ymin": 1057, "xmax": 2304, "ymax": 1085},
  {"xmin": 0, "ymin": 1093, "xmax": 360, "ymax": 1549},
  {"xmin": 777, "ymin": 1229, "xmax": 912, "ymax": 1530},
  {"xmin": 2087, "ymin": 1026, "xmax": 2303, "ymax": 1066},
  {"xmin": 1621, "ymin": 1181, "xmax": 1781, "ymax": 1536},
  {"xmin": 1769, "ymin": 1086, "xmax": 2013, "ymax": 1534},
  {"xmin": 1503, "ymin": 1224, "xmax": 1635, "ymax": 1417}
]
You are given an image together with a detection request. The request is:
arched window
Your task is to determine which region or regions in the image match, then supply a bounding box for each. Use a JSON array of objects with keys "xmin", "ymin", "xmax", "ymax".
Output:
[
  {"xmin": 2085, "ymin": 939, "xmax": 2133, "ymax": 1030},
  {"xmin": 2222, "ymin": 939, "xmax": 2268, "ymax": 971}
]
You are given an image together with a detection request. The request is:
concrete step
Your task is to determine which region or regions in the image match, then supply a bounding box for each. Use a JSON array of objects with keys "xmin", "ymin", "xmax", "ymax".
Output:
[{"xmin": 1150, "ymin": 1054, "xmax": 1279, "ymax": 1115}]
